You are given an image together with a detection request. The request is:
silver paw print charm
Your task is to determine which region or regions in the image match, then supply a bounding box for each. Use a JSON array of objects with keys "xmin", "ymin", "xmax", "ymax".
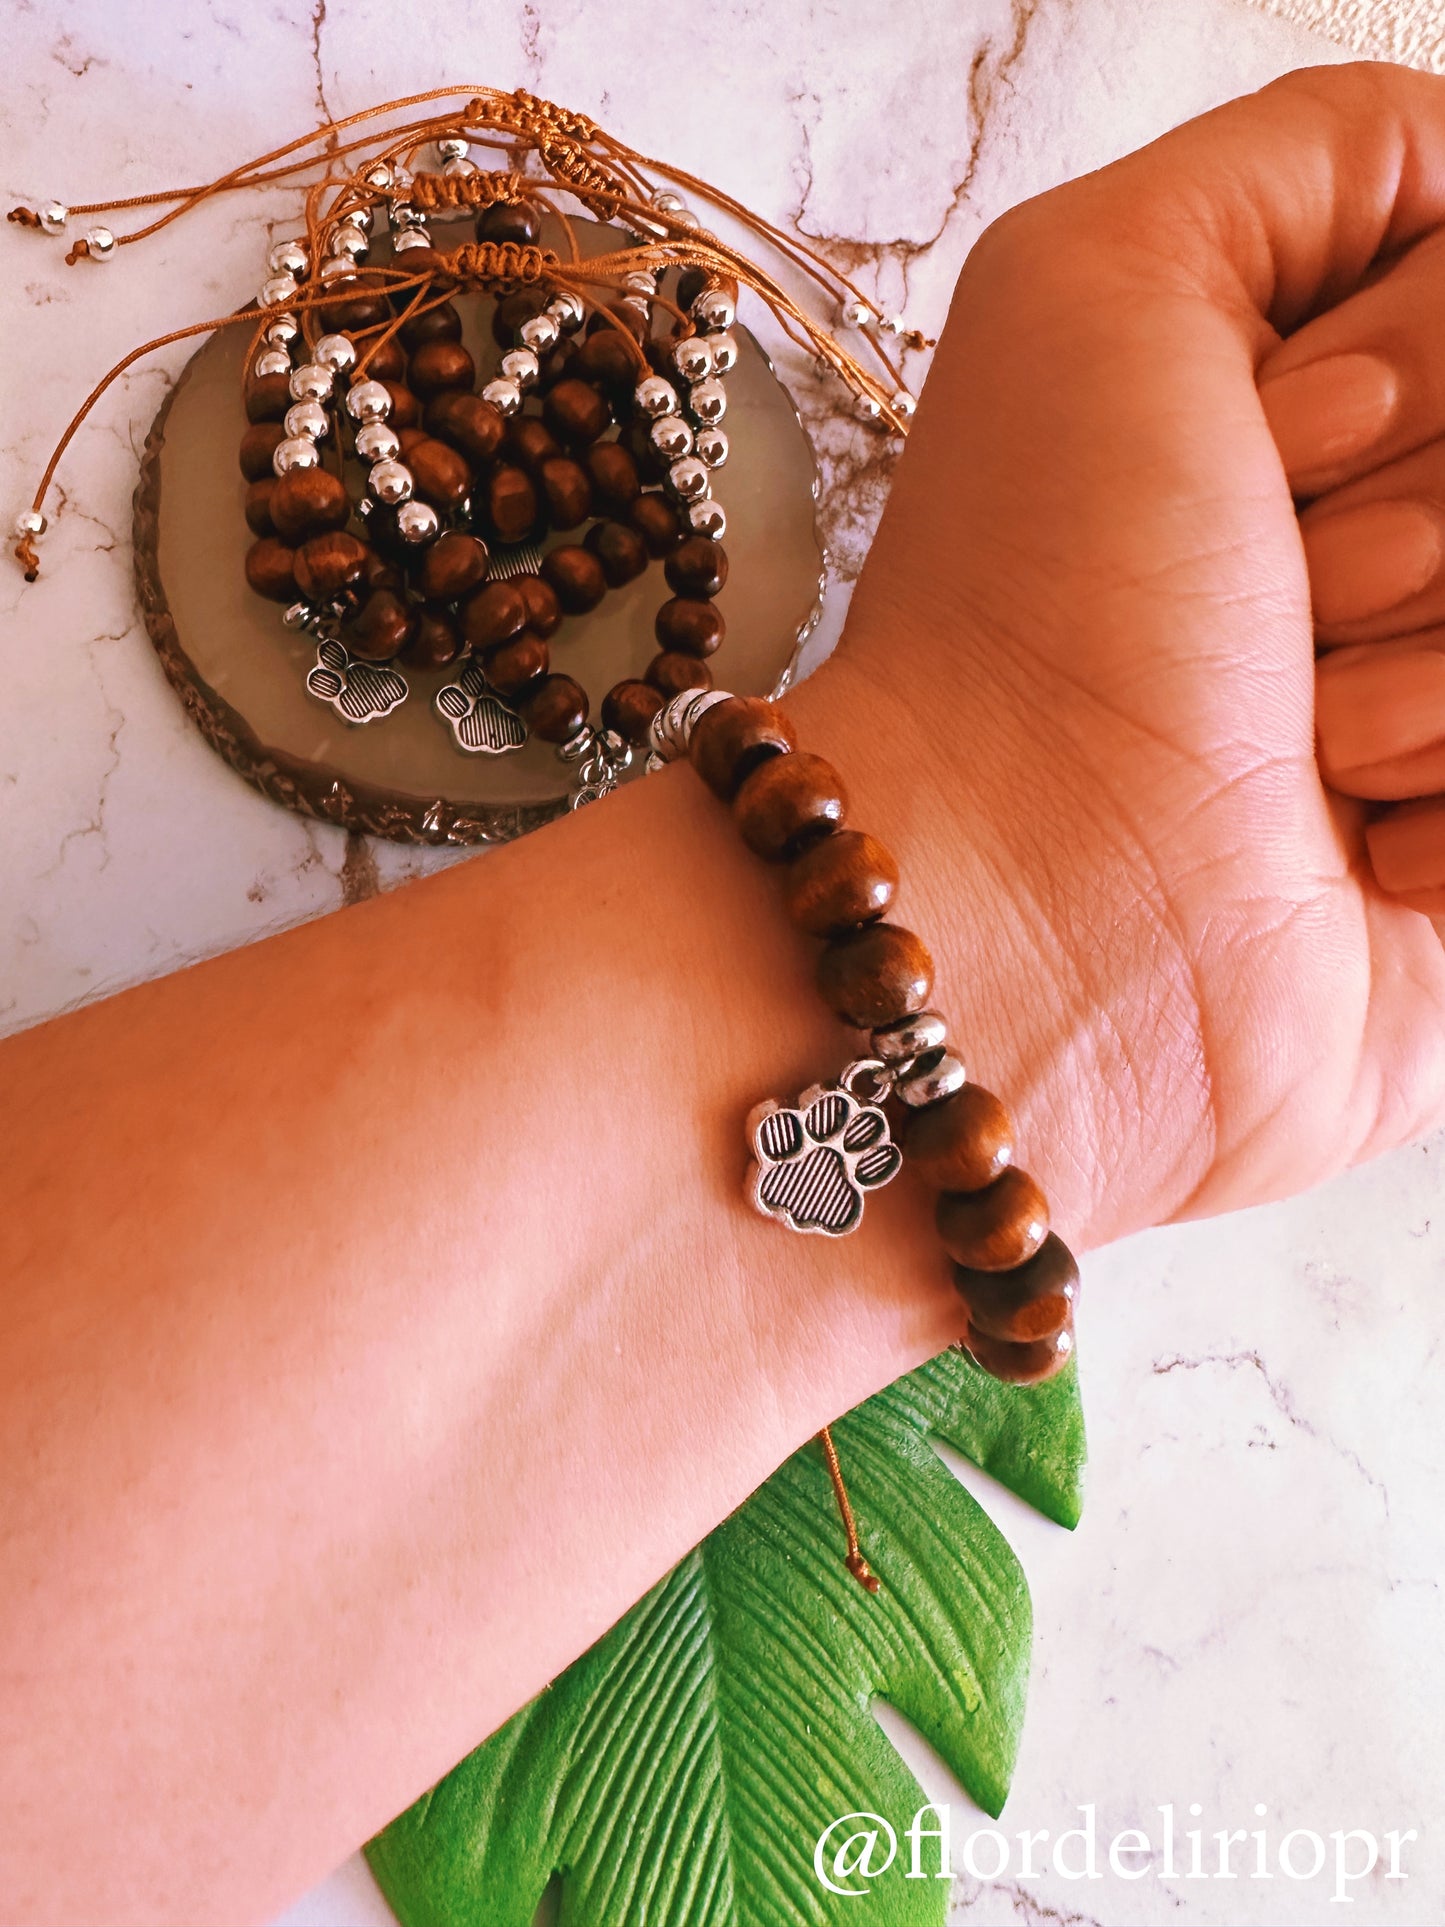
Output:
[
  {"xmin": 305, "ymin": 639, "xmax": 409, "ymax": 725},
  {"xmin": 434, "ymin": 659, "xmax": 527, "ymax": 755},
  {"xmin": 745, "ymin": 1060, "xmax": 903, "ymax": 1238}
]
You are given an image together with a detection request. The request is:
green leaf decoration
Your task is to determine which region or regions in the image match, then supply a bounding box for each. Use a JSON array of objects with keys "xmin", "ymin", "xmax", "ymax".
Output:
[{"xmin": 366, "ymin": 1351, "xmax": 1085, "ymax": 1927}]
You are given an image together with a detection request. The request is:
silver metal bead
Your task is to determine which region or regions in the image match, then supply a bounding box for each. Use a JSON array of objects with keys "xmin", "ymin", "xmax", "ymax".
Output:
[
  {"xmin": 38, "ymin": 202, "xmax": 67, "ymax": 235},
  {"xmin": 338, "ymin": 204, "xmax": 374, "ymax": 234},
  {"xmin": 672, "ymin": 335, "xmax": 713, "ymax": 383},
  {"xmin": 284, "ymin": 399, "xmax": 330, "ymax": 441},
  {"xmin": 855, "ymin": 393, "xmax": 884, "ymax": 423},
  {"xmin": 687, "ymin": 377, "xmax": 727, "ymax": 426},
  {"xmin": 314, "ymin": 332, "xmax": 356, "ymax": 373},
  {"xmin": 289, "ymin": 362, "xmax": 334, "ymax": 403},
  {"xmin": 634, "ymin": 374, "xmax": 678, "ymax": 420},
  {"xmin": 481, "ymin": 376, "xmax": 522, "ymax": 418},
  {"xmin": 667, "ymin": 456, "xmax": 710, "ymax": 502},
  {"xmin": 259, "ymin": 272, "xmax": 299, "ymax": 307},
  {"xmin": 651, "ymin": 189, "xmax": 685, "ymax": 213},
  {"xmin": 13, "ymin": 509, "xmax": 47, "ymax": 538},
  {"xmin": 871, "ymin": 1010, "xmax": 948, "ymax": 1064},
  {"xmin": 364, "ymin": 162, "xmax": 394, "ymax": 191},
  {"xmin": 328, "ymin": 226, "xmax": 369, "ymax": 263},
  {"xmin": 390, "ymin": 202, "xmax": 427, "ymax": 231},
  {"xmin": 894, "ymin": 1047, "xmax": 968, "ymax": 1109},
  {"xmin": 436, "ymin": 136, "xmax": 470, "ymax": 162},
  {"xmin": 443, "ymin": 156, "xmax": 479, "ymax": 182},
  {"xmin": 396, "ymin": 498, "xmax": 440, "ymax": 544},
  {"xmin": 547, "ymin": 290, "xmax": 586, "ymax": 333},
  {"xmin": 890, "ymin": 389, "xmax": 918, "ymax": 421},
  {"xmin": 353, "ymin": 421, "xmax": 399, "ymax": 462},
  {"xmin": 671, "ymin": 207, "xmax": 699, "ymax": 229},
  {"xmin": 695, "ymin": 425, "xmax": 729, "ymax": 469},
  {"xmin": 253, "ymin": 347, "xmax": 292, "ymax": 380},
  {"xmin": 369, "ymin": 458, "xmax": 413, "ymax": 505},
  {"xmin": 840, "ymin": 296, "xmax": 874, "ymax": 329},
  {"xmin": 500, "ymin": 347, "xmax": 540, "ymax": 390},
  {"xmin": 692, "ymin": 286, "xmax": 735, "ymax": 333},
  {"xmin": 272, "ymin": 435, "xmax": 321, "ymax": 475},
  {"xmin": 389, "ymin": 166, "xmax": 414, "ymax": 196},
  {"xmin": 707, "ymin": 330, "xmax": 739, "ymax": 376},
  {"xmin": 391, "ymin": 228, "xmax": 433, "ymax": 254},
  {"xmin": 623, "ymin": 268, "xmax": 657, "ymax": 298},
  {"xmin": 686, "ymin": 498, "xmax": 726, "ymax": 539},
  {"xmin": 267, "ymin": 239, "xmax": 308, "ymax": 277},
  {"xmin": 318, "ymin": 256, "xmax": 357, "ymax": 284},
  {"xmin": 619, "ymin": 295, "xmax": 651, "ymax": 327},
  {"xmin": 649, "ymin": 414, "xmax": 694, "ymax": 460},
  {"xmin": 265, "ymin": 313, "xmax": 300, "ymax": 347},
  {"xmin": 518, "ymin": 311, "xmax": 560, "ymax": 354},
  {"xmin": 346, "ymin": 379, "xmax": 392, "ymax": 424},
  {"xmin": 84, "ymin": 225, "xmax": 115, "ymax": 260},
  {"xmin": 282, "ymin": 600, "xmax": 313, "ymax": 630}
]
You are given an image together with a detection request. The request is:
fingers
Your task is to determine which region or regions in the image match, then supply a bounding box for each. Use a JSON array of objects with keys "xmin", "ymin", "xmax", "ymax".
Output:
[
  {"xmin": 1316, "ymin": 633, "xmax": 1445, "ymax": 798},
  {"xmin": 1364, "ymin": 799, "xmax": 1445, "ymax": 913}
]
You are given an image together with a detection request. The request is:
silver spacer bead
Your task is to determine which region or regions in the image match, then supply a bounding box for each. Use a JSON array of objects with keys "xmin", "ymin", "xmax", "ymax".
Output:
[
  {"xmin": 649, "ymin": 414, "xmax": 694, "ymax": 461},
  {"xmin": 289, "ymin": 362, "xmax": 334, "ymax": 403},
  {"xmin": 518, "ymin": 310, "xmax": 560, "ymax": 355},
  {"xmin": 390, "ymin": 165, "xmax": 415, "ymax": 196},
  {"xmin": 338, "ymin": 204, "xmax": 374, "ymax": 234},
  {"xmin": 436, "ymin": 136, "xmax": 470, "ymax": 163},
  {"xmin": 707, "ymin": 331, "xmax": 739, "ymax": 376},
  {"xmin": 259, "ymin": 271, "xmax": 299, "ymax": 307},
  {"xmin": 284, "ymin": 399, "xmax": 329, "ymax": 441},
  {"xmin": 328, "ymin": 225, "xmax": 369, "ymax": 263},
  {"xmin": 353, "ymin": 420, "xmax": 399, "ymax": 462},
  {"xmin": 695, "ymin": 425, "xmax": 729, "ymax": 470},
  {"xmin": 396, "ymin": 498, "xmax": 441, "ymax": 544},
  {"xmin": 670, "ymin": 206, "xmax": 699, "ymax": 229},
  {"xmin": 364, "ymin": 162, "xmax": 394, "ymax": 191},
  {"xmin": 855, "ymin": 394, "xmax": 884, "ymax": 423},
  {"xmin": 442, "ymin": 157, "xmax": 479, "ymax": 182},
  {"xmin": 890, "ymin": 389, "xmax": 918, "ymax": 421},
  {"xmin": 13, "ymin": 509, "xmax": 47, "ymax": 538},
  {"xmin": 253, "ymin": 347, "xmax": 292, "ymax": 380},
  {"xmin": 265, "ymin": 313, "xmax": 300, "ymax": 347},
  {"xmin": 346, "ymin": 379, "xmax": 393, "ymax": 424},
  {"xmin": 390, "ymin": 202, "xmax": 428, "ymax": 231},
  {"xmin": 666, "ymin": 455, "xmax": 710, "ymax": 502},
  {"xmin": 314, "ymin": 332, "xmax": 357, "ymax": 373},
  {"xmin": 672, "ymin": 335, "xmax": 713, "ymax": 383},
  {"xmin": 687, "ymin": 377, "xmax": 727, "ymax": 426},
  {"xmin": 634, "ymin": 374, "xmax": 678, "ymax": 420},
  {"xmin": 369, "ymin": 458, "xmax": 414, "ymax": 505},
  {"xmin": 623, "ymin": 268, "xmax": 658, "ymax": 298},
  {"xmin": 317, "ymin": 256, "xmax": 357, "ymax": 284},
  {"xmin": 651, "ymin": 189, "xmax": 686, "ymax": 213},
  {"xmin": 481, "ymin": 376, "xmax": 522, "ymax": 418},
  {"xmin": 38, "ymin": 201, "xmax": 68, "ymax": 236},
  {"xmin": 83, "ymin": 225, "xmax": 115, "ymax": 260},
  {"xmin": 500, "ymin": 346, "xmax": 540, "ymax": 391},
  {"xmin": 282, "ymin": 600, "xmax": 314, "ymax": 630},
  {"xmin": 272, "ymin": 435, "xmax": 321, "ymax": 475},
  {"xmin": 686, "ymin": 498, "xmax": 726, "ymax": 540},
  {"xmin": 648, "ymin": 686, "xmax": 731, "ymax": 763},
  {"xmin": 871, "ymin": 1010, "xmax": 948, "ymax": 1064},
  {"xmin": 546, "ymin": 289, "xmax": 586, "ymax": 333},
  {"xmin": 692, "ymin": 286, "xmax": 736, "ymax": 333},
  {"xmin": 840, "ymin": 296, "xmax": 874, "ymax": 329},
  {"xmin": 391, "ymin": 227, "xmax": 433, "ymax": 253},
  {"xmin": 894, "ymin": 1047, "xmax": 969, "ymax": 1109},
  {"xmin": 267, "ymin": 239, "xmax": 308, "ymax": 277}
]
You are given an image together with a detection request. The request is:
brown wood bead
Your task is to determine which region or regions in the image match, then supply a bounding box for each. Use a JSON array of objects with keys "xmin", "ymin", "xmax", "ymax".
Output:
[
  {"xmin": 400, "ymin": 300, "xmax": 462, "ymax": 348},
  {"xmin": 543, "ymin": 377, "xmax": 611, "ymax": 447},
  {"xmin": 294, "ymin": 530, "xmax": 370, "ymax": 600},
  {"xmin": 902, "ymin": 1083, "xmax": 1014, "ymax": 1192},
  {"xmin": 540, "ymin": 544, "xmax": 608, "ymax": 615},
  {"xmin": 397, "ymin": 426, "xmax": 428, "ymax": 456},
  {"xmin": 365, "ymin": 336, "xmax": 408, "ymax": 382},
  {"xmin": 521, "ymin": 672, "xmax": 588, "ymax": 743},
  {"xmin": 364, "ymin": 548, "xmax": 404, "ymax": 593},
  {"xmin": 244, "ymin": 536, "xmax": 297, "ymax": 601},
  {"xmin": 664, "ymin": 535, "xmax": 728, "ymax": 598},
  {"xmin": 585, "ymin": 300, "xmax": 647, "ymax": 345},
  {"xmin": 344, "ymin": 586, "xmax": 416, "ymax": 662},
  {"xmin": 585, "ymin": 440, "xmax": 641, "ymax": 514},
  {"xmin": 690, "ymin": 695, "xmax": 798, "ymax": 800},
  {"xmin": 602, "ymin": 678, "xmax": 664, "ymax": 747},
  {"xmin": 424, "ymin": 392, "xmax": 505, "ymax": 465},
  {"xmin": 954, "ymin": 1232, "xmax": 1076, "ymax": 1347},
  {"xmin": 407, "ymin": 340, "xmax": 475, "ymax": 399},
  {"xmin": 492, "ymin": 288, "xmax": 545, "ymax": 350},
  {"xmin": 269, "ymin": 465, "xmax": 350, "ymax": 542},
  {"xmin": 963, "ymin": 1319, "xmax": 1074, "ymax": 1386},
  {"xmin": 655, "ymin": 596, "xmax": 724, "ymax": 656},
  {"xmin": 646, "ymin": 651, "xmax": 713, "ymax": 697},
  {"xmin": 483, "ymin": 630, "xmax": 549, "ymax": 700},
  {"xmin": 817, "ymin": 922, "xmax": 934, "ymax": 1029},
  {"xmin": 622, "ymin": 417, "xmax": 668, "ymax": 484},
  {"xmin": 538, "ymin": 456, "xmax": 594, "ymax": 530},
  {"xmin": 418, "ymin": 531, "xmax": 490, "ymax": 603},
  {"xmin": 244, "ymin": 373, "xmax": 292, "ymax": 423},
  {"xmin": 244, "ymin": 479, "xmax": 276, "ymax": 537},
  {"xmin": 380, "ymin": 381, "xmax": 420, "ymax": 430},
  {"xmin": 936, "ymin": 1168, "xmax": 1050, "ymax": 1273},
  {"xmin": 585, "ymin": 519, "xmax": 648, "ymax": 587},
  {"xmin": 505, "ymin": 416, "xmax": 563, "ymax": 474},
  {"xmin": 485, "ymin": 463, "xmax": 540, "ymax": 544},
  {"xmin": 317, "ymin": 283, "xmax": 390, "ymax": 332},
  {"xmin": 627, "ymin": 493, "xmax": 680, "ymax": 556},
  {"xmin": 407, "ymin": 436, "xmax": 472, "ymax": 510},
  {"xmin": 239, "ymin": 420, "xmax": 286, "ymax": 480},
  {"xmin": 514, "ymin": 573, "xmax": 562, "ymax": 639},
  {"xmin": 477, "ymin": 200, "xmax": 541, "ymax": 246},
  {"xmin": 733, "ymin": 751, "xmax": 849, "ymax": 861},
  {"xmin": 538, "ymin": 340, "xmax": 580, "ymax": 392},
  {"xmin": 462, "ymin": 581, "xmax": 527, "ymax": 651},
  {"xmin": 785, "ymin": 830, "xmax": 897, "ymax": 934},
  {"xmin": 574, "ymin": 330, "xmax": 639, "ymax": 390},
  {"xmin": 403, "ymin": 607, "xmax": 463, "ymax": 669}
]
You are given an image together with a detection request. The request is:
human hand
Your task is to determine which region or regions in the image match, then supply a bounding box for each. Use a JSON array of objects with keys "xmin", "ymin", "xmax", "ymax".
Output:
[{"xmin": 812, "ymin": 62, "xmax": 1445, "ymax": 1252}]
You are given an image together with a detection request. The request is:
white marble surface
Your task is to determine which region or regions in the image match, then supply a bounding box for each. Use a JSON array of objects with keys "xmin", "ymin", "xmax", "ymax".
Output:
[{"xmin": 6, "ymin": 3, "xmax": 1443, "ymax": 1924}]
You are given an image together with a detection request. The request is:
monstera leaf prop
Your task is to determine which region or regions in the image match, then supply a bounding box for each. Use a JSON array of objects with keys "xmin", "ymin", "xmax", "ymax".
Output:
[{"xmin": 367, "ymin": 1350, "xmax": 1085, "ymax": 1927}]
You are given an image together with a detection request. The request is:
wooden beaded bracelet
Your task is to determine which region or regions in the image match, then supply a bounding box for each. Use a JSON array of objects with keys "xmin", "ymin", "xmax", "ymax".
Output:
[{"xmin": 649, "ymin": 687, "xmax": 1080, "ymax": 1392}]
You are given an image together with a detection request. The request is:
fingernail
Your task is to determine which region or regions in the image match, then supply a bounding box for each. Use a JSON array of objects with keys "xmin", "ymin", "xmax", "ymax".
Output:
[
  {"xmin": 1259, "ymin": 352, "xmax": 1399, "ymax": 477},
  {"xmin": 1317, "ymin": 647, "xmax": 1445, "ymax": 770},
  {"xmin": 1301, "ymin": 500, "xmax": 1443, "ymax": 626},
  {"xmin": 1366, "ymin": 799, "xmax": 1445, "ymax": 893}
]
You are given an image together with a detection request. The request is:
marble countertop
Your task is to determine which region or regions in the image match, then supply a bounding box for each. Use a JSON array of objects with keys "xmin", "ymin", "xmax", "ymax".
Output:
[{"xmin": 6, "ymin": 3, "xmax": 1441, "ymax": 1924}]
